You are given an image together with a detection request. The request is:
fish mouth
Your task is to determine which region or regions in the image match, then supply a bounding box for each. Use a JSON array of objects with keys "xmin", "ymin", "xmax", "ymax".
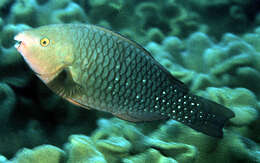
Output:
[
  {"xmin": 14, "ymin": 33, "xmax": 26, "ymax": 50},
  {"xmin": 14, "ymin": 40, "xmax": 22, "ymax": 49}
]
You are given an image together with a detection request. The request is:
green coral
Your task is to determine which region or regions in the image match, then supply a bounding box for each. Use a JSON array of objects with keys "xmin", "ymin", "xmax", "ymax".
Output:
[
  {"xmin": 146, "ymin": 30, "xmax": 260, "ymax": 95},
  {"xmin": 123, "ymin": 148, "xmax": 178, "ymax": 163},
  {"xmin": 0, "ymin": 24, "xmax": 32, "ymax": 87},
  {"xmin": 7, "ymin": 111, "xmax": 260, "ymax": 162},
  {"xmin": 0, "ymin": 83, "xmax": 16, "ymax": 125},
  {"xmin": 178, "ymin": 0, "xmax": 252, "ymax": 37},
  {"xmin": 11, "ymin": 145, "xmax": 65, "ymax": 163},
  {"xmin": 0, "ymin": 155, "xmax": 9, "ymax": 163},
  {"xmin": 65, "ymin": 135, "xmax": 106, "ymax": 163},
  {"xmin": 84, "ymin": 0, "xmax": 204, "ymax": 44},
  {"xmin": 198, "ymin": 87, "xmax": 259, "ymax": 126},
  {"xmin": 10, "ymin": 0, "xmax": 87, "ymax": 26}
]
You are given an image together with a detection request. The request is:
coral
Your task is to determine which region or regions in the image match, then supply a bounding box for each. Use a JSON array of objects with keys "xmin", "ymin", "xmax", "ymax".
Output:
[
  {"xmin": 83, "ymin": 0, "xmax": 205, "ymax": 44},
  {"xmin": 146, "ymin": 30, "xmax": 260, "ymax": 95},
  {"xmin": 11, "ymin": 145, "xmax": 65, "ymax": 163},
  {"xmin": 83, "ymin": 0, "xmax": 257, "ymax": 44},
  {"xmin": 178, "ymin": 0, "xmax": 254, "ymax": 37},
  {"xmin": 0, "ymin": 155, "xmax": 10, "ymax": 163},
  {"xmin": 183, "ymin": 0, "xmax": 248, "ymax": 8},
  {"xmin": 90, "ymin": 118, "xmax": 198, "ymax": 162},
  {"xmin": 0, "ymin": 24, "xmax": 32, "ymax": 87},
  {"xmin": 123, "ymin": 148, "xmax": 178, "ymax": 163},
  {"xmin": 8, "ymin": 111, "xmax": 259, "ymax": 163},
  {"xmin": 65, "ymin": 135, "xmax": 106, "ymax": 163},
  {"xmin": 0, "ymin": 0, "xmax": 11, "ymax": 11},
  {"xmin": 198, "ymin": 87, "xmax": 259, "ymax": 127},
  {"xmin": 9, "ymin": 0, "xmax": 87, "ymax": 26},
  {"xmin": 243, "ymin": 27, "xmax": 260, "ymax": 53},
  {"xmin": 149, "ymin": 120, "xmax": 260, "ymax": 163},
  {"xmin": 0, "ymin": 83, "xmax": 16, "ymax": 125},
  {"xmin": 7, "ymin": 119, "xmax": 198, "ymax": 162}
]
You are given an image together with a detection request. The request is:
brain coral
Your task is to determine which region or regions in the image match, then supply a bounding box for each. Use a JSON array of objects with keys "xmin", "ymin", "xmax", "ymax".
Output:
[
  {"xmin": 86, "ymin": 0, "xmax": 205, "ymax": 44},
  {"xmin": 10, "ymin": 0, "xmax": 87, "ymax": 26},
  {"xmin": 7, "ymin": 114, "xmax": 260, "ymax": 163},
  {"xmin": 146, "ymin": 30, "xmax": 260, "ymax": 97}
]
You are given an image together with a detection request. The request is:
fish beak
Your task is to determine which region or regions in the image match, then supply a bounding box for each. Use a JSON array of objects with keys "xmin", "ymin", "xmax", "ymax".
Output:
[
  {"xmin": 14, "ymin": 40, "xmax": 22, "ymax": 49},
  {"xmin": 14, "ymin": 33, "xmax": 26, "ymax": 51}
]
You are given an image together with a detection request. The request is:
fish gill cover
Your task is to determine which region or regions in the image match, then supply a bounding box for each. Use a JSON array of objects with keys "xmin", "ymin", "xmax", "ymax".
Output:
[{"xmin": 0, "ymin": 0, "xmax": 259, "ymax": 163}]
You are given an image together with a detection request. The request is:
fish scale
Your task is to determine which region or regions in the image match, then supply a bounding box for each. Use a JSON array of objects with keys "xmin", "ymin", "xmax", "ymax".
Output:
[
  {"xmin": 14, "ymin": 24, "xmax": 235, "ymax": 138},
  {"xmin": 77, "ymin": 27, "xmax": 181, "ymax": 117}
]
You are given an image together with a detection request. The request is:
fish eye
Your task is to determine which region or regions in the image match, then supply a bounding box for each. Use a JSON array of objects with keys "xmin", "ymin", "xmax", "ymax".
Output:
[{"xmin": 40, "ymin": 37, "xmax": 50, "ymax": 47}]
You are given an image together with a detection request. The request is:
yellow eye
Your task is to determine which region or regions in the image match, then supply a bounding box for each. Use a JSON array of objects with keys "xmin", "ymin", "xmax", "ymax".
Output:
[{"xmin": 40, "ymin": 38, "xmax": 50, "ymax": 47}]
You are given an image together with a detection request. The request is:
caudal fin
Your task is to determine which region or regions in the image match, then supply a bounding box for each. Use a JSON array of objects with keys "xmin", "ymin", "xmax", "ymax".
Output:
[
  {"xmin": 186, "ymin": 96, "xmax": 235, "ymax": 138},
  {"xmin": 170, "ymin": 93, "xmax": 235, "ymax": 138}
]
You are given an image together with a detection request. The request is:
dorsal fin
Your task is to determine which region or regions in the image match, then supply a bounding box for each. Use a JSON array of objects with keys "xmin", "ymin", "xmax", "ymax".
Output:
[{"xmin": 91, "ymin": 25, "xmax": 155, "ymax": 58}]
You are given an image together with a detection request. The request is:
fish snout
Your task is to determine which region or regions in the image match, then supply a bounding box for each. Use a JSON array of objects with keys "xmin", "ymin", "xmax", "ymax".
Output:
[
  {"xmin": 14, "ymin": 32, "xmax": 27, "ymax": 51},
  {"xmin": 14, "ymin": 40, "xmax": 22, "ymax": 49}
]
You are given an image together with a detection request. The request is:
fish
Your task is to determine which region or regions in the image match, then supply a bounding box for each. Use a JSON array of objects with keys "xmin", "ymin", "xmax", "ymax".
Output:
[{"xmin": 14, "ymin": 24, "xmax": 235, "ymax": 138}]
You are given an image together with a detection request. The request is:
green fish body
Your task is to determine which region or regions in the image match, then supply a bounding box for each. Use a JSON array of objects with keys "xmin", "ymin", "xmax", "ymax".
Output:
[{"xmin": 14, "ymin": 24, "xmax": 235, "ymax": 138}]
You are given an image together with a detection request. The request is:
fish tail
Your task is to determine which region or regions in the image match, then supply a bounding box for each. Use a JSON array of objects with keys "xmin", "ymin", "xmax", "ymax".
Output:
[{"xmin": 176, "ymin": 95, "xmax": 235, "ymax": 138}]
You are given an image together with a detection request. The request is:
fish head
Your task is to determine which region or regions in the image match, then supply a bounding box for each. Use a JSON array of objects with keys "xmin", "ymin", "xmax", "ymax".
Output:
[{"xmin": 14, "ymin": 25, "xmax": 74, "ymax": 83}]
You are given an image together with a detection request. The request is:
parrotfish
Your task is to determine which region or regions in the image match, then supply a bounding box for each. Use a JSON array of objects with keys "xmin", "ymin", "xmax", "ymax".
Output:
[{"xmin": 14, "ymin": 24, "xmax": 235, "ymax": 138}]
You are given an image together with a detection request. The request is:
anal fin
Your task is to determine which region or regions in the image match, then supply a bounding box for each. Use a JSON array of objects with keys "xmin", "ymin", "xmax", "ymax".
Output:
[
  {"xmin": 113, "ymin": 110, "xmax": 169, "ymax": 123},
  {"xmin": 66, "ymin": 97, "xmax": 92, "ymax": 110}
]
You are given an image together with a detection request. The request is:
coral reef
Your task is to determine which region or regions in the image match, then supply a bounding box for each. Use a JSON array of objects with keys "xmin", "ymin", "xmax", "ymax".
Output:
[
  {"xmin": 146, "ymin": 29, "xmax": 260, "ymax": 96},
  {"xmin": 6, "ymin": 116, "xmax": 260, "ymax": 162},
  {"xmin": 84, "ymin": 0, "xmax": 205, "ymax": 44},
  {"xmin": 178, "ymin": 0, "xmax": 256, "ymax": 37},
  {"xmin": 12, "ymin": 145, "xmax": 65, "ymax": 163},
  {"xmin": 84, "ymin": 0, "xmax": 257, "ymax": 43},
  {"xmin": 0, "ymin": 83, "xmax": 16, "ymax": 125},
  {"xmin": 9, "ymin": 0, "xmax": 87, "ymax": 26},
  {"xmin": 0, "ymin": 0, "xmax": 259, "ymax": 162}
]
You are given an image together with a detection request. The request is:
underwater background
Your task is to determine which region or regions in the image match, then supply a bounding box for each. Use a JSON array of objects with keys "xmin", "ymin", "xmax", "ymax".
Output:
[{"xmin": 0, "ymin": 0, "xmax": 260, "ymax": 162}]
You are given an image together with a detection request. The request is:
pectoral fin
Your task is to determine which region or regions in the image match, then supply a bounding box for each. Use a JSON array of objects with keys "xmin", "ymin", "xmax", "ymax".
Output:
[{"xmin": 47, "ymin": 68, "xmax": 83, "ymax": 99}]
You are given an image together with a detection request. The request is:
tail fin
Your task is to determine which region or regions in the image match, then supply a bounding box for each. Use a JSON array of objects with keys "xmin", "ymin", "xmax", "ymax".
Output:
[{"xmin": 177, "ymin": 95, "xmax": 235, "ymax": 138}]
